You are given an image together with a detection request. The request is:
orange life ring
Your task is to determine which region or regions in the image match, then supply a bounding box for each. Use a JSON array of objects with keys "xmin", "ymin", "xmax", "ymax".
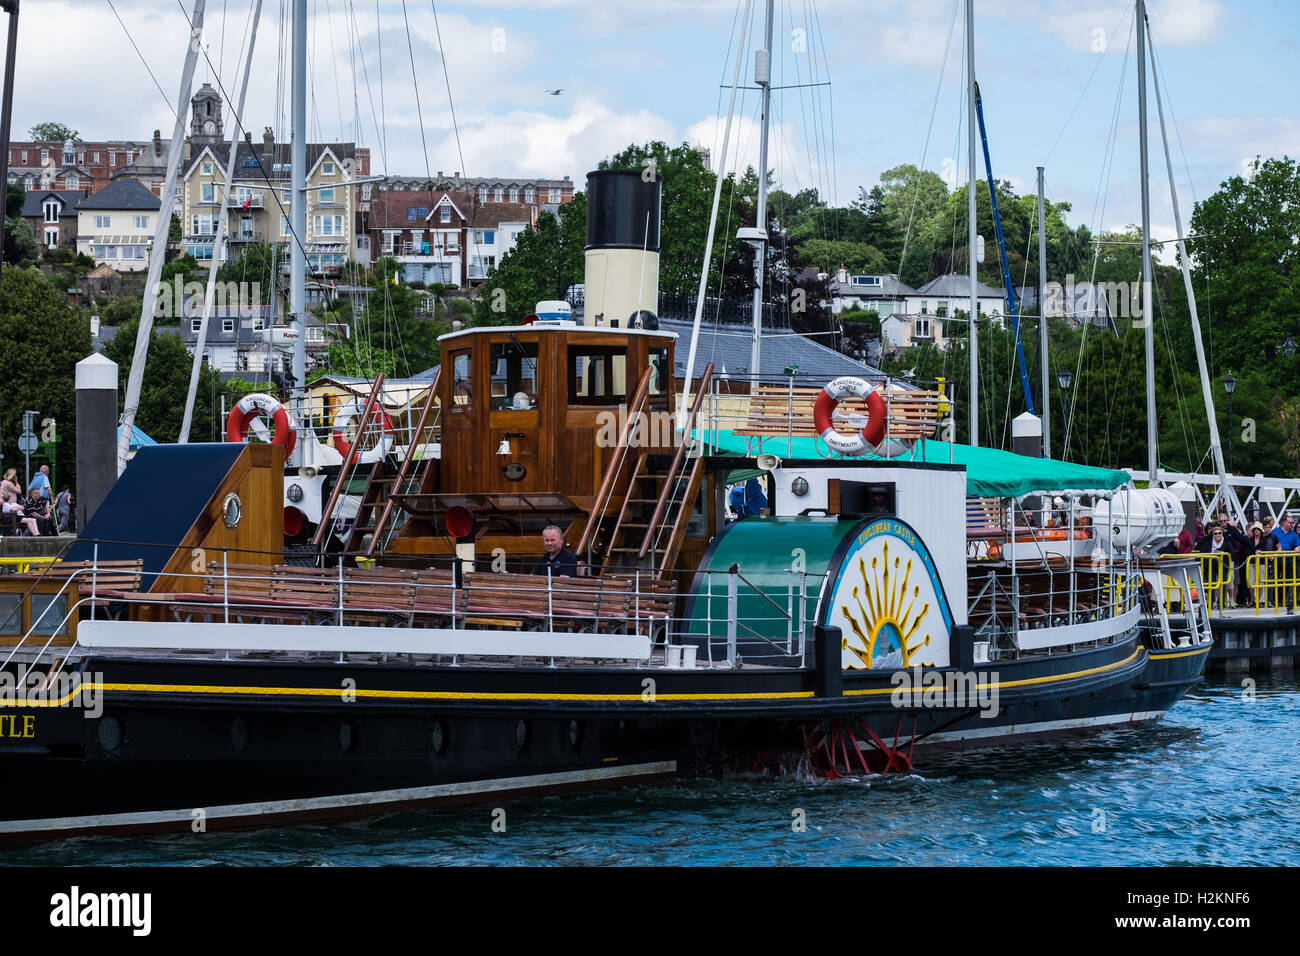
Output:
[
  {"xmin": 225, "ymin": 392, "xmax": 297, "ymax": 456},
  {"xmin": 332, "ymin": 399, "xmax": 394, "ymax": 463},
  {"xmin": 812, "ymin": 377, "xmax": 887, "ymax": 456}
]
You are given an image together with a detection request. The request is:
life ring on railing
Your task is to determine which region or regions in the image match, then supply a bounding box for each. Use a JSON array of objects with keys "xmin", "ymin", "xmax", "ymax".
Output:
[
  {"xmin": 812, "ymin": 376, "xmax": 887, "ymax": 456},
  {"xmin": 332, "ymin": 398, "xmax": 394, "ymax": 463},
  {"xmin": 225, "ymin": 392, "xmax": 297, "ymax": 457}
]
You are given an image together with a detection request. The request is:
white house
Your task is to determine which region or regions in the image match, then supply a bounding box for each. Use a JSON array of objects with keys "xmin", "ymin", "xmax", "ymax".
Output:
[
  {"xmin": 75, "ymin": 179, "xmax": 160, "ymax": 272},
  {"xmin": 468, "ymin": 201, "xmax": 533, "ymax": 283}
]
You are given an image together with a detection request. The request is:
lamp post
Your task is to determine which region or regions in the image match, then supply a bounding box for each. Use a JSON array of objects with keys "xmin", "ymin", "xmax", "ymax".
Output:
[
  {"xmin": 1057, "ymin": 368, "xmax": 1073, "ymax": 456},
  {"xmin": 1224, "ymin": 371, "xmax": 1237, "ymax": 474}
]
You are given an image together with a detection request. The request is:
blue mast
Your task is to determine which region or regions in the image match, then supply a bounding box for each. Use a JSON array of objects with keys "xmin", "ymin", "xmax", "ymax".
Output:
[{"xmin": 973, "ymin": 82, "xmax": 1036, "ymax": 415}]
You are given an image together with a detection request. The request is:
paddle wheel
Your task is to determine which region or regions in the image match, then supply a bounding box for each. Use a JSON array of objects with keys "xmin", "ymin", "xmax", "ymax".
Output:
[{"xmin": 802, "ymin": 715, "xmax": 918, "ymax": 777}]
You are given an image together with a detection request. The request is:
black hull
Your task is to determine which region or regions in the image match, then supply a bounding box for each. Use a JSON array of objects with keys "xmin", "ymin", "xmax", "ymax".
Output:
[{"xmin": 0, "ymin": 633, "xmax": 1210, "ymax": 841}]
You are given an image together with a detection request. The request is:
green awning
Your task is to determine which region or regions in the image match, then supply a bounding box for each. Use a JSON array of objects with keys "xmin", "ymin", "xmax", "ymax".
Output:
[{"xmin": 698, "ymin": 429, "xmax": 1131, "ymax": 499}]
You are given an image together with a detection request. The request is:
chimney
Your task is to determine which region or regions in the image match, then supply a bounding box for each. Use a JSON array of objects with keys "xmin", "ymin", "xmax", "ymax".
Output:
[
  {"xmin": 263, "ymin": 127, "xmax": 274, "ymax": 162},
  {"xmin": 245, "ymin": 131, "xmax": 252, "ymax": 144},
  {"xmin": 153, "ymin": 129, "xmax": 162, "ymax": 156},
  {"xmin": 437, "ymin": 171, "xmax": 443, "ymax": 178},
  {"xmin": 184, "ymin": 136, "xmax": 192, "ymax": 161}
]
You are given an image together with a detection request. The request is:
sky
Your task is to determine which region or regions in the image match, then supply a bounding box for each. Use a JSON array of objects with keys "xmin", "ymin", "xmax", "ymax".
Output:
[{"xmin": 7, "ymin": 0, "xmax": 1299, "ymax": 266}]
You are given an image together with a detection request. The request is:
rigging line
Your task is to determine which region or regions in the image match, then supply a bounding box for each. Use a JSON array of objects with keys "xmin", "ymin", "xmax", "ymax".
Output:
[
  {"xmin": 785, "ymin": 0, "xmax": 820, "ymax": 241},
  {"xmin": 810, "ymin": 0, "xmax": 837, "ymax": 209},
  {"xmin": 897, "ymin": 0, "xmax": 960, "ymax": 281},
  {"xmin": 325, "ymin": 0, "xmax": 347, "ymax": 141},
  {"xmin": 218, "ymin": 0, "xmax": 228, "ymax": 86},
  {"xmin": 430, "ymin": 2, "xmax": 467, "ymax": 182},
  {"xmin": 801, "ymin": 0, "xmax": 831, "ymax": 239},
  {"xmin": 1042, "ymin": 4, "xmax": 1132, "ymax": 167},
  {"xmin": 375, "ymin": 0, "xmax": 387, "ymax": 170},
  {"xmin": 1154, "ymin": 280, "xmax": 1195, "ymax": 469},
  {"xmin": 345, "ymin": 0, "xmax": 387, "ymax": 171},
  {"xmin": 713, "ymin": 0, "xmax": 745, "ymax": 165},
  {"xmin": 172, "ymin": 0, "xmax": 320, "ymax": 272},
  {"xmin": 1087, "ymin": 18, "xmax": 1132, "ymax": 238},
  {"xmin": 104, "ymin": 0, "xmax": 180, "ymax": 120}
]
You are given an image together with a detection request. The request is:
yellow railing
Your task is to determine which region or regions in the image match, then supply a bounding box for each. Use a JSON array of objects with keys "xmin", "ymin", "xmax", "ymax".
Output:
[
  {"xmin": 1245, "ymin": 552, "xmax": 1300, "ymax": 615},
  {"xmin": 0, "ymin": 556, "xmax": 57, "ymax": 575},
  {"xmin": 1162, "ymin": 552, "xmax": 1232, "ymax": 611}
]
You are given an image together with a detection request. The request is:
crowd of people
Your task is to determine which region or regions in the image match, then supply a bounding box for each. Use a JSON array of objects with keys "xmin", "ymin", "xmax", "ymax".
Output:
[
  {"xmin": 1160, "ymin": 507, "xmax": 1299, "ymax": 608},
  {"xmin": 0, "ymin": 465, "xmax": 72, "ymax": 537}
]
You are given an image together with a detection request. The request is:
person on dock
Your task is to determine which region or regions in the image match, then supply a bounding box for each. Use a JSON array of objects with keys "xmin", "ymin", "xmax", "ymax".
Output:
[
  {"xmin": 531, "ymin": 525, "xmax": 578, "ymax": 577},
  {"xmin": 28, "ymin": 464, "xmax": 51, "ymax": 501},
  {"xmin": 1270, "ymin": 514, "xmax": 1300, "ymax": 610}
]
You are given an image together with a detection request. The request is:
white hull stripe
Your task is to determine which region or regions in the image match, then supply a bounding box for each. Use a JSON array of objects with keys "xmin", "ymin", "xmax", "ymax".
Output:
[
  {"xmin": 0, "ymin": 760, "xmax": 678, "ymax": 835},
  {"xmin": 905, "ymin": 711, "xmax": 1167, "ymax": 746}
]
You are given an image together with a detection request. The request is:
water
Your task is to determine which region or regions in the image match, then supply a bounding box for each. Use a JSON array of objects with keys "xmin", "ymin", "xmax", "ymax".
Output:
[{"xmin": 5, "ymin": 674, "xmax": 1299, "ymax": 866}]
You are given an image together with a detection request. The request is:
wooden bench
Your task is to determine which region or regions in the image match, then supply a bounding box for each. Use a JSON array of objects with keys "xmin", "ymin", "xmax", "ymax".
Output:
[{"xmin": 734, "ymin": 384, "xmax": 942, "ymax": 441}]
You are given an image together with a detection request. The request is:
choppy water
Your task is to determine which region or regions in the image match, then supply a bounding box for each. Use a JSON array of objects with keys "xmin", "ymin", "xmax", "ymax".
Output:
[{"xmin": 6, "ymin": 674, "xmax": 1299, "ymax": 866}]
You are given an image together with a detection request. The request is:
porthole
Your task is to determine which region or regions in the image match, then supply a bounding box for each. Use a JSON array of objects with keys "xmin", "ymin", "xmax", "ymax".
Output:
[
  {"xmin": 97, "ymin": 715, "xmax": 122, "ymax": 752},
  {"xmin": 221, "ymin": 492, "xmax": 242, "ymax": 529},
  {"xmin": 340, "ymin": 720, "xmax": 356, "ymax": 753},
  {"xmin": 514, "ymin": 719, "xmax": 529, "ymax": 751},
  {"xmin": 431, "ymin": 721, "xmax": 447, "ymax": 754},
  {"xmin": 569, "ymin": 719, "xmax": 582, "ymax": 749},
  {"xmin": 231, "ymin": 716, "xmax": 251, "ymax": 752}
]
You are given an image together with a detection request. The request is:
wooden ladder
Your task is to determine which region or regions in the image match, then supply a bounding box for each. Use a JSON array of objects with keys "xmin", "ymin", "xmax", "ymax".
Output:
[
  {"xmin": 367, "ymin": 368, "xmax": 441, "ymax": 556},
  {"xmin": 343, "ymin": 459, "xmax": 393, "ymax": 554},
  {"xmin": 600, "ymin": 363, "xmax": 714, "ymax": 579}
]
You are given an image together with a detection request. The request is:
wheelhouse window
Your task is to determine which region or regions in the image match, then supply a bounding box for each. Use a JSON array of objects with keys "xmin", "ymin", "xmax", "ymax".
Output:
[
  {"xmin": 489, "ymin": 339, "xmax": 539, "ymax": 411},
  {"xmin": 568, "ymin": 347, "xmax": 627, "ymax": 405},
  {"xmin": 648, "ymin": 346, "xmax": 671, "ymax": 409},
  {"xmin": 450, "ymin": 351, "xmax": 472, "ymax": 406}
]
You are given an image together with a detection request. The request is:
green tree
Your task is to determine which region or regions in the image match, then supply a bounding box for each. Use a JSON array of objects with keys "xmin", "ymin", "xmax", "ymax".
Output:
[
  {"xmin": 102, "ymin": 321, "xmax": 222, "ymax": 444},
  {"xmin": 28, "ymin": 122, "xmax": 80, "ymax": 142},
  {"xmin": 3, "ymin": 218, "xmax": 38, "ymax": 266},
  {"xmin": 473, "ymin": 193, "xmax": 587, "ymax": 326},
  {"xmin": 0, "ymin": 268, "xmax": 92, "ymax": 484},
  {"xmin": 169, "ymin": 214, "xmax": 182, "ymax": 243},
  {"xmin": 215, "ymin": 242, "xmax": 277, "ymax": 303},
  {"xmin": 320, "ymin": 333, "xmax": 398, "ymax": 379},
  {"xmin": 5, "ymin": 182, "xmax": 23, "ymax": 219},
  {"xmin": 1187, "ymin": 156, "xmax": 1300, "ymax": 377},
  {"xmin": 795, "ymin": 238, "xmax": 887, "ymax": 274}
]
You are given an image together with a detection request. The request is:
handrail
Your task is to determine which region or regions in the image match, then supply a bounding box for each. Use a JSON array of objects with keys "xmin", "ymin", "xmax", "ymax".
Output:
[
  {"xmin": 1244, "ymin": 552, "xmax": 1300, "ymax": 614},
  {"xmin": 640, "ymin": 363, "xmax": 713, "ymax": 559},
  {"xmin": 1, "ymin": 566, "xmax": 100, "ymax": 670},
  {"xmin": 575, "ymin": 366, "xmax": 654, "ymax": 560},
  {"xmin": 367, "ymin": 368, "xmax": 441, "ymax": 556},
  {"xmin": 313, "ymin": 373, "xmax": 386, "ymax": 547}
]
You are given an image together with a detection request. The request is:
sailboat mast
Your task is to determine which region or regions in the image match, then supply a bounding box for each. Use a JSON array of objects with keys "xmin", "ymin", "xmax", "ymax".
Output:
[
  {"xmin": 966, "ymin": 0, "xmax": 978, "ymax": 446},
  {"xmin": 749, "ymin": 0, "xmax": 774, "ymax": 379},
  {"xmin": 1147, "ymin": 20, "xmax": 1245, "ymax": 523},
  {"xmin": 1038, "ymin": 166, "xmax": 1049, "ymax": 457},
  {"xmin": 290, "ymin": 0, "xmax": 307, "ymax": 444},
  {"xmin": 1137, "ymin": 0, "xmax": 1157, "ymax": 478}
]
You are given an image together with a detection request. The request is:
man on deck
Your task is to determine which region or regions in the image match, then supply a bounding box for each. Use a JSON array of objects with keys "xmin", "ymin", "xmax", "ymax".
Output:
[{"xmin": 531, "ymin": 525, "xmax": 578, "ymax": 577}]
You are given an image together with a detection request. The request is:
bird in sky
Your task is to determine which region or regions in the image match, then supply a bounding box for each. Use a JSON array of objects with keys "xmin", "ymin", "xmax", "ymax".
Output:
[{"xmin": 545, "ymin": 89, "xmax": 563, "ymax": 96}]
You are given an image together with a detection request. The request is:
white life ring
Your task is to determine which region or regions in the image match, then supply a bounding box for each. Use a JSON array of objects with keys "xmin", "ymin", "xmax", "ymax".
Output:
[
  {"xmin": 332, "ymin": 398, "xmax": 394, "ymax": 463},
  {"xmin": 225, "ymin": 392, "xmax": 298, "ymax": 456},
  {"xmin": 812, "ymin": 377, "xmax": 888, "ymax": 456}
]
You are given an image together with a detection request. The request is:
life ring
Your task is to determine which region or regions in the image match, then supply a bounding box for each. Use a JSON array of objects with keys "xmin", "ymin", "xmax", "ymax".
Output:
[
  {"xmin": 225, "ymin": 392, "xmax": 297, "ymax": 456},
  {"xmin": 812, "ymin": 377, "xmax": 887, "ymax": 456},
  {"xmin": 332, "ymin": 398, "xmax": 394, "ymax": 463}
]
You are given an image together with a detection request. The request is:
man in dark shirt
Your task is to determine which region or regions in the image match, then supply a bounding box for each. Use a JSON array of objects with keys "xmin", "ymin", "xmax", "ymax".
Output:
[{"xmin": 531, "ymin": 525, "xmax": 578, "ymax": 577}]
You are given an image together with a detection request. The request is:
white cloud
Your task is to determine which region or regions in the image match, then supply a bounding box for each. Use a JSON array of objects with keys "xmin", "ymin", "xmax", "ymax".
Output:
[{"xmin": 1040, "ymin": 0, "xmax": 1225, "ymax": 53}]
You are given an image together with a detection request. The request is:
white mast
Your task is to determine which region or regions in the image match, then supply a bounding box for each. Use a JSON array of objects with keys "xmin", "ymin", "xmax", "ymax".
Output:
[
  {"xmin": 1038, "ymin": 165, "xmax": 1049, "ymax": 457},
  {"xmin": 966, "ymin": 0, "xmax": 978, "ymax": 446},
  {"xmin": 290, "ymin": 0, "xmax": 307, "ymax": 447},
  {"xmin": 1146, "ymin": 18, "xmax": 1246, "ymax": 524},
  {"xmin": 748, "ymin": 0, "xmax": 774, "ymax": 379},
  {"xmin": 679, "ymin": 0, "xmax": 753, "ymax": 428},
  {"xmin": 116, "ymin": 0, "xmax": 207, "ymax": 473},
  {"xmin": 179, "ymin": 0, "xmax": 265, "ymax": 444},
  {"xmin": 1137, "ymin": 0, "xmax": 1158, "ymax": 478}
]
